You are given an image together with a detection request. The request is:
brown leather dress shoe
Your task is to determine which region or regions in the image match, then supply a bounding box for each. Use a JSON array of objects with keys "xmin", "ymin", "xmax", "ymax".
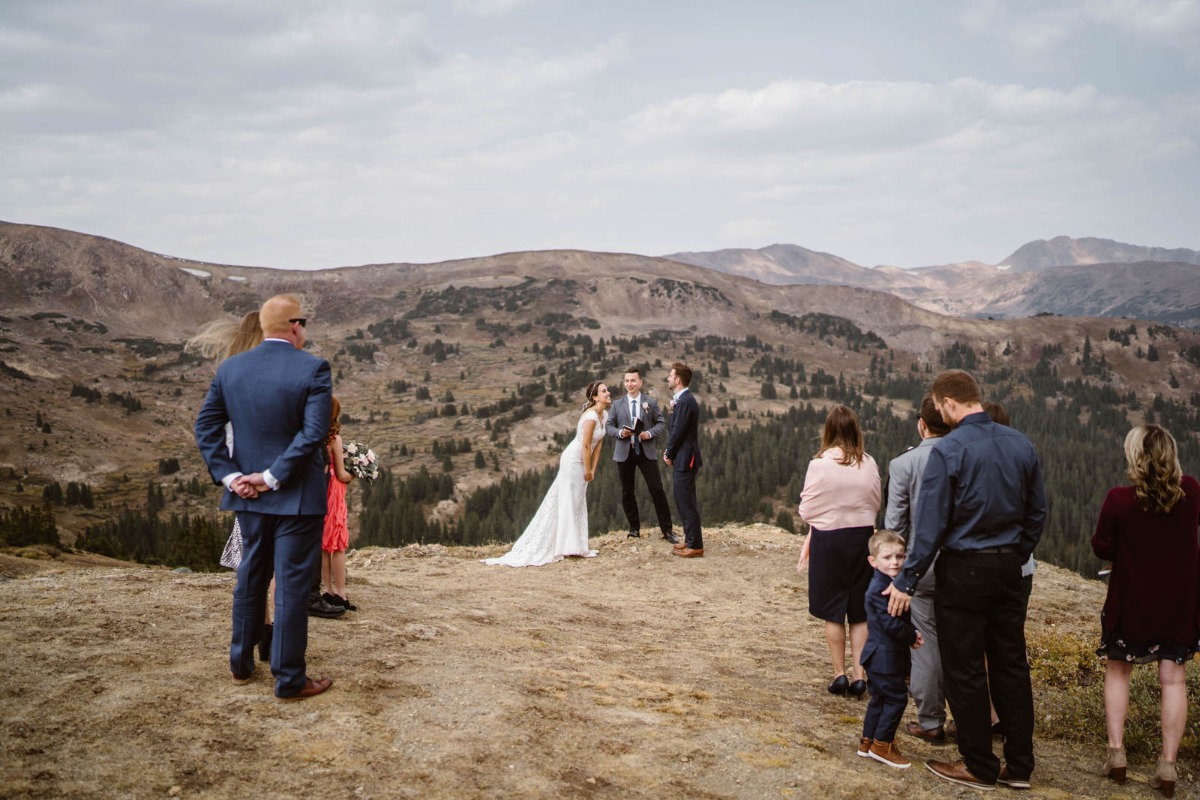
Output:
[
  {"xmin": 905, "ymin": 721, "xmax": 947, "ymax": 743},
  {"xmin": 278, "ymin": 676, "xmax": 333, "ymax": 701},
  {"xmin": 925, "ymin": 759, "xmax": 995, "ymax": 790},
  {"xmin": 674, "ymin": 547, "xmax": 704, "ymax": 558},
  {"xmin": 231, "ymin": 669, "xmax": 254, "ymax": 685}
]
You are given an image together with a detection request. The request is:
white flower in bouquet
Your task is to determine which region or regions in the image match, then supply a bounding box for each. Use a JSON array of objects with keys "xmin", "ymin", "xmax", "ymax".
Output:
[{"xmin": 343, "ymin": 440, "xmax": 380, "ymax": 481}]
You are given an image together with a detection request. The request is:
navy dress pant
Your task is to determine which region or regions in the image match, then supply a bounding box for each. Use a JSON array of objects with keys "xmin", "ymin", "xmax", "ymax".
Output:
[
  {"xmin": 232, "ymin": 511, "xmax": 323, "ymax": 697},
  {"xmin": 862, "ymin": 670, "xmax": 908, "ymax": 743}
]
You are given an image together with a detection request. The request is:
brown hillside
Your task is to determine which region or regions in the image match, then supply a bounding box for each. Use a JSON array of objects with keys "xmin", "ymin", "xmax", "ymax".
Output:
[{"xmin": 3, "ymin": 222, "xmax": 1200, "ymax": 544}]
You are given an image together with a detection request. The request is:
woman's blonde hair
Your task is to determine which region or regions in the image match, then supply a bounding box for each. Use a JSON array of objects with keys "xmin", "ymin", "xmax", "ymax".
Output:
[
  {"xmin": 185, "ymin": 312, "xmax": 262, "ymax": 361},
  {"xmin": 1124, "ymin": 424, "xmax": 1185, "ymax": 514},
  {"xmin": 816, "ymin": 404, "xmax": 865, "ymax": 466}
]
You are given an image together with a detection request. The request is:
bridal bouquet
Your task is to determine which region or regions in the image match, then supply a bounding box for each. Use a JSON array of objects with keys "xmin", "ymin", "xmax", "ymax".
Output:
[{"xmin": 343, "ymin": 440, "xmax": 380, "ymax": 481}]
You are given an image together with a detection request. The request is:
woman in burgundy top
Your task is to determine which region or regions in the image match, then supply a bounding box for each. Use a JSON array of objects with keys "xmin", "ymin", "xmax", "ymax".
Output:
[{"xmin": 1092, "ymin": 424, "xmax": 1200, "ymax": 798}]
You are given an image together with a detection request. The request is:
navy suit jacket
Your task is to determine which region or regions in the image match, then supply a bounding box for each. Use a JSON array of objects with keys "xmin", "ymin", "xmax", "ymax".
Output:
[
  {"xmin": 194, "ymin": 340, "xmax": 332, "ymax": 517},
  {"xmin": 860, "ymin": 568, "xmax": 918, "ymax": 675},
  {"xmin": 665, "ymin": 389, "xmax": 702, "ymax": 472}
]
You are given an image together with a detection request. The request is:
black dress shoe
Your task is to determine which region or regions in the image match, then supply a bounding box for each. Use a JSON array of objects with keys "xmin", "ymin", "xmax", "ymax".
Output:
[
  {"xmin": 324, "ymin": 593, "xmax": 357, "ymax": 611},
  {"xmin": 627, "ymin": 530, "xmax": 641, "ymax": 538},
  {"xmin": 848, "ymin": 679, "xmax": 868, "ymax": 698},
  {"xmin": 308, "ymin": 597, "xmax": 345, "ymax": 618},
  {"xmin": 827, "ymin": 674, "xmax": 849, "ymax": 695},
  {"xmin": 662, "ymin": 531, "xmax": 679, "ymax": 544}
]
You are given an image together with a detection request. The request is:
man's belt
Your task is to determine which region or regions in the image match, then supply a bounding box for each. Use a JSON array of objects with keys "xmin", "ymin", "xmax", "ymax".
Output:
[{"xmin": 944, "ymin": 545, "xmax": 1020, "ymax": 555}]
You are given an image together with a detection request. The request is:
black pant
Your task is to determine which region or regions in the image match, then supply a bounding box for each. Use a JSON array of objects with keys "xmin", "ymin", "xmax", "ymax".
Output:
[
  {"xmin": 935, "ymin": 550, "xmax": 1034, "ymax": 783},
  {"xmin": 617, "ymin": 450, "xmax": 673, "ymax": 534}
]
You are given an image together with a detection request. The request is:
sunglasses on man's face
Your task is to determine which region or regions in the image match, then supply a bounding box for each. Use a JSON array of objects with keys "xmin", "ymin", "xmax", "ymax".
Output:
[{"xmin": 289, "ymin": 318, "xmax": 307, "ymax": 328}]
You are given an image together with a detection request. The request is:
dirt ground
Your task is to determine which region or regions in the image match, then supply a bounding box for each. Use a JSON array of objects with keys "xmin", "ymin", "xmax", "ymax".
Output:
[{"xmin": 0, "ymin": 525, "xmax": 1168, "ymax": 799}]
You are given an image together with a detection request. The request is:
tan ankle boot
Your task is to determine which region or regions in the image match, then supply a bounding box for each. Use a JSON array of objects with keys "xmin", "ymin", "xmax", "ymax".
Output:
[
  {"xmin": 1103, "ymin": 746, "xmax": 1126, "ymax": 784},
  {"xmin": 1150, "ymin": 758, "xmax": 1177, "ymax": 798}
]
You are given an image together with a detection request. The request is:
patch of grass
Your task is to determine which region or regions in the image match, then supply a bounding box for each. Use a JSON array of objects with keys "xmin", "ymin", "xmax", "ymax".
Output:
[{"xmin": 1029, "ymin": 627, "xmax": 1200, "ymax": 761}]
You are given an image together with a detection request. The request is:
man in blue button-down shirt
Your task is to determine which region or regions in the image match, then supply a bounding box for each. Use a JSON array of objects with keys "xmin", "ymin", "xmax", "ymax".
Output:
[{"xmin": 884, "ymin": 370, "xmax": 1047, "ymax": 790}]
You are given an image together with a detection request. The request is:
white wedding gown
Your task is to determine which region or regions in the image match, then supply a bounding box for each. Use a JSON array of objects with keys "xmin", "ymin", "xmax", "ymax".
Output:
[{"xmin": 484, "ymin": 409, "xmax": 605, "ymax": 567}]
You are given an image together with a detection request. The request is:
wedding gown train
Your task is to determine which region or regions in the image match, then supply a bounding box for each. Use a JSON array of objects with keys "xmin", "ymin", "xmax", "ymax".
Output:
[{"xmin": 484, "ymin": 409, "xmax": 605, "ymax": 567}]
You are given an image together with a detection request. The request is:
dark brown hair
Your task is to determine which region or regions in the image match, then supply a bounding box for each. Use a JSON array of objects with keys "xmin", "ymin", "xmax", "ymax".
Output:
[
  {"xmin": 817, "ymin": 404, "xmax": 865, "ymax": 466},
  {"xmin": 983, "ymin": 401, "xmax": 1010, "ymax": 427},
  {"xmin": 919, "ymin": 394, "xmax": 951, "ymax": 436},
  {"xmin": 583, "ymin": 380, "xmax": 604, "ymax": 410},
  {"xmin": 931, "ymin": 369, "xmax": 981, "ymax": 405},
  {"xmin": 671, "ymin": 361, "xmax": 692, "ymax": 387}
]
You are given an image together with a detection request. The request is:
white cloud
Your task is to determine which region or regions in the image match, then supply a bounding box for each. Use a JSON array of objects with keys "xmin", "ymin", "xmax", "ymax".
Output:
[
  {"xmin": 959, "ymin": 0, "xmax": 1200, "ymax": 50},
  {"xmin": 0, "ymin": 1, "xmax": 1196, "ymax": 268},
  {"xmin": 1086, "ymin": 0, "xmax": 1200, "ymax": 35},
  {"xmin": 0, "ymin": 82, "xmax": 79, "ymax": 112},
  {"xmin": 452, "ymin": 0, "xmax": 537, "ymax": 16}
]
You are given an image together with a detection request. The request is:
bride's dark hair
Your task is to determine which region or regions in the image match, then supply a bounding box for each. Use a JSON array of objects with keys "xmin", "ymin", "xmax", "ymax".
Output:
[{"xmin": 583, "ymin": 380, "xmax": 603, "ymax": 410}]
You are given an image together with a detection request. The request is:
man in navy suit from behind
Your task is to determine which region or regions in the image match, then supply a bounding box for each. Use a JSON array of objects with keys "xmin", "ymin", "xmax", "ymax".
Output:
[
  {"xmin": 195, "ymin": 293, "xmax": 333, "ymax": 700},
  {"xmin": 664, "ymin": 361, "xmax": 704, "ymax": 558}
]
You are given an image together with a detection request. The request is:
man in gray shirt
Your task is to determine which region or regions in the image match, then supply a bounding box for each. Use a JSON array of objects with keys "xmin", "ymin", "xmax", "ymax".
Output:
[{"xmin": 884, "ymin": 395, "xmax": 952, "ymax": 744}]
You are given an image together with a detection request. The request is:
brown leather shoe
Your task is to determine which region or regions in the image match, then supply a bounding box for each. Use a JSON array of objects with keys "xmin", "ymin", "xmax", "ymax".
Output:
[
  {"xmin": 673, "ymin": 547, "xmax": 704, "ymax": 558},
  {"xmin": 856, "ymin": 737, "xmax": 873, "ymax": 757},
  {"xmin": 925, "ymin": 759, "xmax": 995, "ymax": 790},
  {"xmin": 231, "ymin": 669, "xmax": 254, "ymax": 685},
  {"xmin": 278, "ymin": 676, "xmax": 333, "ymax": 701},
  {"xmin": 906, "ymin": 721, "xmax": 948, "ymax": 743}
]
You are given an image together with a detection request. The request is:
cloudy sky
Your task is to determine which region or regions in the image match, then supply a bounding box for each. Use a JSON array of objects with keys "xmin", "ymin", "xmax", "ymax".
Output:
[{"xmin": 2, "ymin": 0, "xmax": 1198, "ymax": 269}]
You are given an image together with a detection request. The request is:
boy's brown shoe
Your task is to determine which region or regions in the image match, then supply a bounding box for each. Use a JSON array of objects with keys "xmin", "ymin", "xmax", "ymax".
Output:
[
  {"xmin": 856, "ymin": 737, "xmax": 873, "ymax": 757},
  {"xmin": 868, "ymin": 739, "xmax": 911, "ymax": 769}
]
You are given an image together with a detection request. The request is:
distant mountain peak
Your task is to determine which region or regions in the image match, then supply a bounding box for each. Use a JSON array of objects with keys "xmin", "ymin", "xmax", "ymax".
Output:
[{"xmin": 999, "ymin": 236, "xmax": 1200, "ymax": 272}]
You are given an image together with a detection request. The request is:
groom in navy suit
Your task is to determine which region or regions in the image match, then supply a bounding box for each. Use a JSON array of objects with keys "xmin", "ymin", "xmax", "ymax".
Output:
[
  {"xmin": 195, "ymin": 294, "xmax": 333, "ymax": 700},
  {"xmin": 664, "ymin": 361, "xmax": 704, "ymax": 558}
]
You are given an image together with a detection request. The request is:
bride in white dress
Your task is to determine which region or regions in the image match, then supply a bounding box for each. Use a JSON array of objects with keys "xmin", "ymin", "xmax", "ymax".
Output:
[{"xmin": 484, "ymin": 381, "xmax": 613, "ymax": 567}]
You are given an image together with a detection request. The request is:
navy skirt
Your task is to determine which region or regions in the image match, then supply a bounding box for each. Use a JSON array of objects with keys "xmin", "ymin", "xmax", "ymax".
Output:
[{"xmin": 807, "ymin": 525, "xmax": 874, "ymax": 625}]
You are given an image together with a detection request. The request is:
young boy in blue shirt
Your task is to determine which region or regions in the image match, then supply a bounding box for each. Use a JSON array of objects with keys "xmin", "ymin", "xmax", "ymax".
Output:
[{"xmin": 858, "ymin": 529, "xmax": 924, "ymax": 768}]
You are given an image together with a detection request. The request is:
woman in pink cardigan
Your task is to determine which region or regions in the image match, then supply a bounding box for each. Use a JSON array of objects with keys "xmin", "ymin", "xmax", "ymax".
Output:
[{"xmin": 797, "ymin": 405, "xmax": 882, "ymax": 697}]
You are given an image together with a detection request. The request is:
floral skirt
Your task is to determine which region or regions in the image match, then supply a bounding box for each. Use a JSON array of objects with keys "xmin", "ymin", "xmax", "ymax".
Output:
[{"xmin": 1097, "ymin": 617, "xmax": 1199, "ymax": 665}]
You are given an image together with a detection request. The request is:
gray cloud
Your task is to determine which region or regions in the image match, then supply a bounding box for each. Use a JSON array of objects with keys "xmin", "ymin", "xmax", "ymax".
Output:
[{"xmin": 0, "ymin": 0, "xmax": 1196, "ymax": 268}]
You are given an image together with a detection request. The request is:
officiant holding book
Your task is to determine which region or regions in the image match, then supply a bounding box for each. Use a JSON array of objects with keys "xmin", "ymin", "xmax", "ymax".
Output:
[{"xmin": 606, "ymin": 368, "xmax": 678, "ymax": 543}]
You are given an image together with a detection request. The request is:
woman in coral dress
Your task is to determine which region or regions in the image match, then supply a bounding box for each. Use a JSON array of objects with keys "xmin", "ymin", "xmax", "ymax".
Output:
[{"xmin": 322, "ymin": 396, "xmax": 356, "ymax": 609}]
